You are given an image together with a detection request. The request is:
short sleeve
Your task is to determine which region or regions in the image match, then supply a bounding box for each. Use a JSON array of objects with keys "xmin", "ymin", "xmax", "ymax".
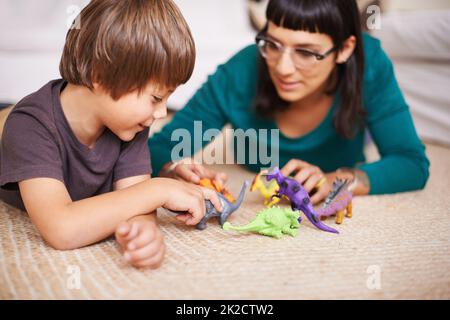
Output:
[
  {"xmin": 0, "ymin": 111, "xmax": 64, "ymax": 190},
  {"xmin": 113, "ymin": 127, "xmax": 151, "ymax": 181}
]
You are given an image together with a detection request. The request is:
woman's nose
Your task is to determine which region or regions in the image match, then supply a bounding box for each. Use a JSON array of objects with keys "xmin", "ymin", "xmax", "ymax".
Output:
[{"xmin": 275, "ymin": 50, "xmax": 296, "ymax": 76}]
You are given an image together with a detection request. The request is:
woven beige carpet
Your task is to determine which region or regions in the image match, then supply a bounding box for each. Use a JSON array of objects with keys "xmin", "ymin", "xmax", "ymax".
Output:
[{"xmin": 0, "ymin": 142, "xmax": 449, "ymax": 299}]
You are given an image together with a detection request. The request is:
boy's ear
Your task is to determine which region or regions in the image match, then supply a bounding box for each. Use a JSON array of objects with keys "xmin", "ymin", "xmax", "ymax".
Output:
[
  {"xmin": 336, "ymin": 35, "xmax": 356, "ymax": 64},
  {"xmin": 92, "ymin": 82, "xmax": 101, "ymax": 91}
]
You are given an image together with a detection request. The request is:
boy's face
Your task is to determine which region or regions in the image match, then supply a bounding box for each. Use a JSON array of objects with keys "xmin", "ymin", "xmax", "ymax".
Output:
[{"xmin": 94, "ymin": 82, "xmax": 174, "ymax": 141}]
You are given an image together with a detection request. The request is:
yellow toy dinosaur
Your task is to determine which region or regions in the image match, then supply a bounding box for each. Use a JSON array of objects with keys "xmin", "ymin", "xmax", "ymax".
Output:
[{"xmin": 250, "ymin": 171, "xmax": 281, "ymax": 207}]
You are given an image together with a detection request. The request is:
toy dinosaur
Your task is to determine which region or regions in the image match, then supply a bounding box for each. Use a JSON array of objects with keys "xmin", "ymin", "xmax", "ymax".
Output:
[
  {"xmin": 317, "ymin": 179, "xmax": 353, "ymax": 224},
  {"xmin": 169, "ymin": 181, "xmax": 249, "ymax": 230},
  {"xmin": 264, "ymin": 167, "xmax": 339, "ymax": 234},
  {"xmin": 223, "ymin": 206, "xmax": 300, "ymax": 238},
  {"xmin": 250, "ymin": 172, "xmax": 280, "ymax": 207},
  {"xmin": 199, "ymin": 178, "xmax": 235, "ymax": 203}
]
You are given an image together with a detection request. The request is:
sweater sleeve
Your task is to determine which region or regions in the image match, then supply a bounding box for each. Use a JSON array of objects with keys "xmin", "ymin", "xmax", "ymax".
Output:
[
  {"xmin": 357, "ymin": 37, "xmax": 430, "ymax": 194},
  {"xmin": 148, "ymin": 45, "xmax": 257, "ymax": 176}
]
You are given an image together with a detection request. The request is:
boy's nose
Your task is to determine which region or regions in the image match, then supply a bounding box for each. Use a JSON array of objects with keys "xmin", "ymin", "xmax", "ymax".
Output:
[{"xmin": 153, "ymin": 106, "xmax": 167, "ymax": 120}]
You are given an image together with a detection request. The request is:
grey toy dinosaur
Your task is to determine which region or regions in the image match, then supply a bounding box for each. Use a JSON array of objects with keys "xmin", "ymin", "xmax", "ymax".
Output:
[{"xmin": 170, "ymin": 181, "xmax": 249, "ymax": 230}]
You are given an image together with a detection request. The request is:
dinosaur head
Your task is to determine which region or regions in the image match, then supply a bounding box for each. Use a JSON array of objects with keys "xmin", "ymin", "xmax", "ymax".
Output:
[
  {"xmin": 265, "ymin": 167, "xmax": 283, "ymax": 185},
  {"xmin": 250, "ymin": 172, "xmax": 262, "ymax": 192},
  {"xmin": 265, "ymin": 167, "xmax": 309, "ymax": 201}
]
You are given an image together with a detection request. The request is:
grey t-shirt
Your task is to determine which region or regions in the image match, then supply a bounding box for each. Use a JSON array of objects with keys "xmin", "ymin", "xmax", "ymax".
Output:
[{"xmin": 0, "ymin": 79, "xmax": 151, "ymax": 210}]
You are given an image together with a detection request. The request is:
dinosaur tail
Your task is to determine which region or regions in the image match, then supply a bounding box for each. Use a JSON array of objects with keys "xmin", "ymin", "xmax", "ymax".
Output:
[
  {"xmin": 229, "ymin": 180, "xmax": 249, "ymax": 212},
  {"xmin": 301, "ymin": 206, "xmax": 339, "ymax": 234},
  {"xmin": 223, "ymin": 219, "xmax": 265, "ymax": 233}
]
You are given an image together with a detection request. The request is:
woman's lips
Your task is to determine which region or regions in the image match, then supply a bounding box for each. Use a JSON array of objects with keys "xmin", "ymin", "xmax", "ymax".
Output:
[{"xmin": 275, "ymin": 77, "xmax": 303, "ymax": 91}]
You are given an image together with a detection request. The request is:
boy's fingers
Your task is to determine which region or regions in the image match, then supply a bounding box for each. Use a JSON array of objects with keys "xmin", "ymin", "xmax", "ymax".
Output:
[
  {"xmin": 201, "ymin": 188, "xmax": 223, "ymax": 212},
  {"xmin": 124, "ymin": 222, "xmax": 139, "ymax": 241},
  {"xmin": 175, "ymin": 214, "xmax": 191, "ymax": 223},
  {"xmin": 127, "ymin": 226, "xmax": 157, "ymax": 251},
  {"xmin": 186, "ymin": 198, "xmax": 205, "ymax": 225},
  {"xmin": 115, "ymin": 222, "xmax": 131, "ymax": 248},
  {"xmin": 116, "ymin": 222, "xmax": 130, "ymax": 237},
  {"xmin": 133, "ymin": 245, "xmax": 166, "ymax": 269},
  {"xmin": 124, "ymin": 236, "xmax": 163, "ymax": 263}
]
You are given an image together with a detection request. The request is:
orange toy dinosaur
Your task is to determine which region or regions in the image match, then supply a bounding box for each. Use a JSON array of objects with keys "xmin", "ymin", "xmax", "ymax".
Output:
[{"xmin": 199, "ymin": 178, "xmax": 235, "ymax": 203}]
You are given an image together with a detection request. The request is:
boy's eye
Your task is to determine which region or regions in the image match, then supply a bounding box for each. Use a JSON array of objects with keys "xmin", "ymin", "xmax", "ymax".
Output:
[{"xmin": 152, "ymin": 96, "xmax": 163, "ymax": 103}]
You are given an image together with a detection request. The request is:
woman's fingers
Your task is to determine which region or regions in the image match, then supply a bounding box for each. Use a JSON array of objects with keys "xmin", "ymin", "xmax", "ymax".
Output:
[
  {"xmin": 310, "ymin": 185, "xmax": 330, "ymax": 205},
  {"xmin": 215, "ymin": 172, "xmax": 228, "ymax": 186},
  {"xmin": 303, "ymin": 172, "xmax": 325, "ymax": 193},
  {"xmin": 293, "ymin": 166, "xmax": 320, "ymax": 185},
  {"xmin": 281, "ymin": 159, "xmax": 309, "ymax": 176},
  {"xmin": 175, "ymin": 164, "xmax": 200, "ymax": 183}
]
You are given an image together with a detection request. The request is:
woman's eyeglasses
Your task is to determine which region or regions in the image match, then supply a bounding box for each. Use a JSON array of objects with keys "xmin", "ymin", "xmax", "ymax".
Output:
[{"xmin": 255, "ymin": 34, "xmax": 337, "ymax": 70}]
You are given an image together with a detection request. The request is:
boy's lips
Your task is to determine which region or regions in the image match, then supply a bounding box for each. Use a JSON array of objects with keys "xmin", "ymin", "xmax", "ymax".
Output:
[{"xmin": 138, "ymin": 124, "xmax": 147, "ymax": 131}]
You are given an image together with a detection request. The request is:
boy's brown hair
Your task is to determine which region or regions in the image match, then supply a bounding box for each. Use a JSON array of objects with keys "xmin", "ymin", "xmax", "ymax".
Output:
[{"xmin": 60, "ymin": 0, "xmax": 196, "ymax": 100}]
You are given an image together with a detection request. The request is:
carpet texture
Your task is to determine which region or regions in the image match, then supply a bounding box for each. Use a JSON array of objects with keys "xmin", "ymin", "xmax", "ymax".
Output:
[{"xmin": 0, "ymin": 142, "xmax": 449, "ymax": 299}]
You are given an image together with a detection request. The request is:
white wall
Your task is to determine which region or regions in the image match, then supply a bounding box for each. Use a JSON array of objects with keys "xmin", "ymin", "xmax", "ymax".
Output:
[{"xmin": 0, "ymin": 0, "xmax": 256, "ymax": 109}]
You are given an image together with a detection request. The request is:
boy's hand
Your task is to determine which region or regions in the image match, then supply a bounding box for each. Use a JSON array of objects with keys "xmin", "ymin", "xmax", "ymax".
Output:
[
  {"xmin": 160, "ymin": 179, "xmax": 223, "ymax": 226},
  {"xmin": 115, "ymin": 215, "xmax": 165, "ymax": 269},
  {"xmin": 171, "ymin": 162, "xmax": 227, "ymax": 186}
]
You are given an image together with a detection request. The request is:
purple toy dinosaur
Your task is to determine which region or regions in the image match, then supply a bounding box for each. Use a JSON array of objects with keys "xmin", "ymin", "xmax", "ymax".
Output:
[
  {"xmin": 317, "ymin": 178, "xmax": 353, "ymax": 224},
  {"xmin": 265, "ymin": 167, "xmax": 339, "ymax": 234}
]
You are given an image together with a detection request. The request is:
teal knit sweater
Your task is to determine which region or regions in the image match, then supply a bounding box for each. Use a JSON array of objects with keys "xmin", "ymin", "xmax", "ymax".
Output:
[{"xmin": 149, "ymin": 33, "xmax": 429, "ymax": 195}]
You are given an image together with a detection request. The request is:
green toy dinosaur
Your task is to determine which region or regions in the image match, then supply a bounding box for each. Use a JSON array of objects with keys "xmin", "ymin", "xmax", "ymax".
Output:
[{"xmin": 223, "ymin": 206, "xmax": 300, "ymax": 238}]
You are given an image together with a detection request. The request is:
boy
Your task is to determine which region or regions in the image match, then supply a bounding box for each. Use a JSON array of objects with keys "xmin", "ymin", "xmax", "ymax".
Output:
[{"xmin": 0, "ymin": 0, "xmax": 222, "ymax": 269}]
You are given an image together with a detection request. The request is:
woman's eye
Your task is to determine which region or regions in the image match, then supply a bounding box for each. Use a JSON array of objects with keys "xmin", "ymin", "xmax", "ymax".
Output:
[
  {"xmin": 295, "ymin": 49, "xmax": 315, "ymax": 59},
  {"xmin": 266, "ymin": 41, "xmax": 279, "ymax": 51}
]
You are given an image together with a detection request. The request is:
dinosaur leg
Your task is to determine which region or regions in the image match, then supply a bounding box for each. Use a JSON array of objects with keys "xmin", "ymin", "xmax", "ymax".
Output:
[
  {"xmin": 346, "ymin": 202, "xmax": 353, "ymax": 218},
  {"xmin": 282, "ymin": 226, "xmax": 298, "ymax": 237},
  {"xmin": 336, "ymin": 210, "xmax": 344, "ymax": 224},
  {"xmin": 265, "ymin": 196, "xmax": 280, "ymax": 208},
  {"xmin": 259, "ymin": 228, "xmax": 283, "ymax": 239}
]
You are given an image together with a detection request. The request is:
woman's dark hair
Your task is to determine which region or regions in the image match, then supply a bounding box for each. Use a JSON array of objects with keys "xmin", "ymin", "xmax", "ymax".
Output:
[{"xmin": 254, "ymin": 0, "xmax": 365, "ymax": 139}]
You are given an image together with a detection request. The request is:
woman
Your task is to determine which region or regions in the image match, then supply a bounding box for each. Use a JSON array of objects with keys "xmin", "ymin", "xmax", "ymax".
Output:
[{"xmin": 149, "ymin": 0, "xmax": 429, "ymax": 204}]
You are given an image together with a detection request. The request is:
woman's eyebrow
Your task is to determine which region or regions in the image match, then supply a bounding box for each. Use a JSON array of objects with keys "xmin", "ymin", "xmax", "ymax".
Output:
[{"xmin": 266, "ymin": 33, "xmax": 321, "ymax": 50}]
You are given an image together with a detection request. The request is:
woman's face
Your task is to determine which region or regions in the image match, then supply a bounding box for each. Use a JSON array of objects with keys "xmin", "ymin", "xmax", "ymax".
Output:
[{"xmin": 265, "ymin": 21, "xmax": 338, "ymax": 103}]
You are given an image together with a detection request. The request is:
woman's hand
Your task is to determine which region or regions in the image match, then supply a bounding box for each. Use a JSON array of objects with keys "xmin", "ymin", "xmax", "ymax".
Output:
[
  {"xmin": 280, "ymin": 159, "xmax": 332, "ymax": 205},
  {"xmin": 164, "ymin": 161, "xmax": 227, "ymax": 186}
]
